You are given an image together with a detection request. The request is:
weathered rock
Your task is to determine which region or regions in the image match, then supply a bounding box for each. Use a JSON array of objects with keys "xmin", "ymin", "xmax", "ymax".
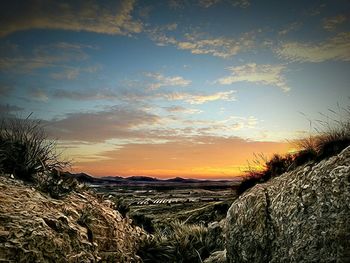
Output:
[
  {"xmin": 225, "ymin": 146, "xmax": 350, "ymax": 263},
  {"xmin": 205, "ymin": 220, "xmax": 225, "ymax": 252},
  {"xmin": 0, "ymin": 176, "xmax": 146, "ymax": 262}
]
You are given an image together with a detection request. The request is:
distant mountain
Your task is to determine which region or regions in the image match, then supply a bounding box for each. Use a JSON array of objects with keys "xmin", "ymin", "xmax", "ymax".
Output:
[
  {"xmin": 61, "ymin": 172, "xmax": 240, "ymax": 185},
  {"xmin": 165, "ymin": 177, "xmax": 201, "ymax": 183},
  {"xmin": 126, "ymin": 176, "xmax": 159, "ymax": 182}
]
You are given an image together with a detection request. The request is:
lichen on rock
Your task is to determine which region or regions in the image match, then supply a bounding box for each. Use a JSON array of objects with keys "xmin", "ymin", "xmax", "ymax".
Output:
[
  {"xmin": 0, "ymin": 176, "xmax": 146, "ymax": 262},
  {"xmin": 225, "ymin": 146, "xmax": 350, "ymax": 263}
]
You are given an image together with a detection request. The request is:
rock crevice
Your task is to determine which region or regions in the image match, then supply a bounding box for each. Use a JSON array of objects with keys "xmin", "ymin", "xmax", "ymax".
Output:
[{"xmin": 225, "ymin": 146, "xmax": 350, "ymax": 263}]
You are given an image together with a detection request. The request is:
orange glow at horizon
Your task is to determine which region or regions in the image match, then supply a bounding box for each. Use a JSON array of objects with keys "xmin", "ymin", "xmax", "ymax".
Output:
[{"xmin": 70, "ymin": 138, "xmax": 292, "ymax": 179}]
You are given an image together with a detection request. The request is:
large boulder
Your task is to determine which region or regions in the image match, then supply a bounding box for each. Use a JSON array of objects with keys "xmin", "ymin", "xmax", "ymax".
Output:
[
  {"xmin": 225, "ymin": 146, "xmax": 350, "ymax": 263},
  {"xmin": 0, "ymin": 176, "xmax": 145, "ymax": 262}
]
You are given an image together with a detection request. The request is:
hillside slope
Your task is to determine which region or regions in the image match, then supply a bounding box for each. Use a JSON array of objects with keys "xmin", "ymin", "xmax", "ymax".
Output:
[
  {"xmin": 0, "ymin": 176, "xmax": 145, "ymax": 262},
  {"xmin": 225, "ymin": 146, "xmax": 350, "ymax": 263}
]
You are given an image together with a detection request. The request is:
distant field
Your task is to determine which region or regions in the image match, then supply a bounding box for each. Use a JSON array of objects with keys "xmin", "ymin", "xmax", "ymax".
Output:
[{"xmin": 93, "ymin": 180, "xmax": 239, "ymax": 227}]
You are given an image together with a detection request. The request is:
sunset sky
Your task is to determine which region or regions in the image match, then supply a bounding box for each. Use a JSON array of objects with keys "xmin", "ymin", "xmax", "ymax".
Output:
[{"xmin": 0, "ymin": 0, "xmax": 349, "ymax": 179}]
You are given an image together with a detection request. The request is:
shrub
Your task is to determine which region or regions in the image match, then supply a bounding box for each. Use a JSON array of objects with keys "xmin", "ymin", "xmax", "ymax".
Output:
[
  {"xmin": 110, "ymin": 196, "xmax": 130, "ymax": 218},
  {"xmin": 131, "ymin": 213, "xmax": 155, "ymax": 234},
  {"xmin": 36, "ymin": 169, "xmax": 81, "ymax": 199},
  {"xmin": 0, "ymin": 114, "xmax": 69, "ymax": 181}
]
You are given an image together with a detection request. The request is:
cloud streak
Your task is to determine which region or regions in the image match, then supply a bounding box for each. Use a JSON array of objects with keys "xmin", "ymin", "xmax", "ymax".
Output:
[
  {"xmin": 144, "ymin": 72, "xmax": 191, "ymax": 90},
  {"xmin": 0, "ymin": 0, "xmax": 142, "ymax": 37},
  {"xmin": 276, "ymin": 32, "xmax": 350, "ymax": 62},
  {"xmin": 217, "ymin": 63, "xmax": 290, "ymax": 92},
  {"xmin": 53, "ymin": 88, "xmax": 119, "ymax": 101},
  {"xmin": 164, "ymin": 90, "xmax": 237, "ymax": 104},
  {"xmin": 73, "ymin": 135, "xmax": 289, "ymax": 178},
  {"xmin": 0, "ymin": 42, "xmax": 91, "ymax": 72},
  {"xmin": 164, "ymin": 106, "xmax": 202, "ymax": 114},
  {"xmin": 198, "ymin": 0, "xmax": 250, "ymax": 8},
  {"xmin": 148, "ymin": 29, "xmax": 255, "ymax": 58},
  {"xmin": 47, "ymin": 106, "xmax": 160, "ymax": 142},
  {"xmin": 323, "ymin": 15, "xmax": 347, "ymax": 31}
]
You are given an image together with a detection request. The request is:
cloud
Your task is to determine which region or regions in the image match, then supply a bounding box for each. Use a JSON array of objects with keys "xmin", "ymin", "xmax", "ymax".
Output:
[
  {"xmin": 28, "ymin": 88, "xmax": 49, "ymax": 102},
  {"xmin": 198, "ymin": 0, "xmax": 220, "ymax": 7},
  {"xmin": 217, "ymin": 63, "xmax": 290, "ymax": 92},
  {"xmin": 182, "ymin": 115, "xmax": 258, "ymax": 134},
  {"xmin": 198, "ymin": 0, "xmax": 250, "ymax": 8},
  {"xmin": 46, "ymin": 106, "xmax": 160, "ymax": 142},
  {"xmin": 0, "ymin": 0, "xmax": 142, "ymax": 37},
  {"xmin": 50, "ymin": 65, "xmax": 101, "ymax": 80},
  {"xmin": 0, "ymin": 42, "xmax": 90, "ymax": 72},
  {"xmin": 323, "ymin": 15, "xmax": 347, "ymax": 31},
  {"xmin": 0, "ymin": 104, "xmax": 23, "ymax": 116},
  {"xmin": 73, "ymin": 135, "xmax": 290, "ymax": 178},
  {"xmin": 276, "ymin": 32, "xmax": 350, "ymax": 62},
  {"xmin": 53, "ymin": 88, "xmax": 118, "ymax": 101},
  {"xmin": 144, "ymin": 72, "xmax": 191, "ymax": 90},
  {"xmin": 0, "ymin": 84, "xmax": 14, "ymax": 97},
  {"xmin": 278, "ymin": 22, "xmax": 302, "ymax": 35},
  {"xmin": 148, "ymin": 29, "xmax": 255, "ymax": 58},
  {"xmin": 164, "ymin": 90, "xmax": 237, "ymax": 104},
  {"xmin": 165, "ymin": 106, "xmax": 202, "ymax": 114}
]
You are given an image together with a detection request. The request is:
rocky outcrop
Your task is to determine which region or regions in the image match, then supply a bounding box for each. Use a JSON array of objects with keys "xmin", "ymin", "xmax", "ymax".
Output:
[
  {"xmin": 0, "ymin": 176, "xmax": 145, "ymax": 262},
  {"xmin": 225, "ymin": 146, "xmax": 350, "ymax": 263}
]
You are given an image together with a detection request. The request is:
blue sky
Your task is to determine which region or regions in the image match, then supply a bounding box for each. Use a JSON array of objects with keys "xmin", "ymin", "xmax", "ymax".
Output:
[{"xmin": 0, "ymin": 0, "xmax": 349, "ymax": 178}]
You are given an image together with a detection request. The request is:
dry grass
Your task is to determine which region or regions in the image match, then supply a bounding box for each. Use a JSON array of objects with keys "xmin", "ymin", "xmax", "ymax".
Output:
[
  {"xmin": 0, "ymin": 114, "xmax": 69, "ymax": 181},
  {"xmin": 238, "ymin": 102, "xmax": 350, "ymax": 196},
  {"xmin": 137, "ymin": 220, "xmax": 211, "ymax": 263}
]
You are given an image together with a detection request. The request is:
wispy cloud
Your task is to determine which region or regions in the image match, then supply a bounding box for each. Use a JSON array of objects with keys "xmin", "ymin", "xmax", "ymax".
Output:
[
  {"xmin": 73, "ymin": 135, "xmax": 289, "ymax": 178},
  {"xmin": 172, "ymin": 0, "xmax": 250, "ymax": 9},
  {"xmin": 0, "ymin": 42, "xmax": 91, "ymax": 72},
  {"xmin": 0, "ymin": 104, "xmax": 23, "ymax": 115},
  {"xmin": 323, "ymin": 15, "xmax": 347, "ymax": 31},
  {"xmin": 148, "ymin": 29, "xmax": 255, "ymax": 58},
  {"xmin": 198, "ymin": 0, "xmax": 250, "ymax": 8},
  {"xmin": 47, "ymin": 106, "xmax": 160, "ymax": 142},
  {"xmin": 164, "ymin": 90, "xmax": 237, "ymax": 104},
  {"xmin": 0, "ymin": 0, "xmax": 142, "ymax": 37},
  {"xmin": 278, "ymin": 22, "xmax": 302, "ymax": 35},
  {"xmin": 28, "ymin": 88, "xmax": 49, "ymax": 102},
  {"xmin": 0, "ymin": 84, "xmax": 14, "ymax": 97},
  {"xmin": 53, "ymin": 88, "xmax": 118, "ymax": 101},
  {"xmin": 164, "ymin": 106, "xmax": 202, "ymax": 114},
  {"xmin": 276, "ymin": 32, "xmax": 350, "ymax": 62},
  {"xmin": 145, "ymin": 72, "xmax": 191, "ymax": 90},
  {"xmin": 217, "ymin": 63, "xmax": 290, "ymax": 92},
  {"xmin": 51, "ymin": 65, "xmax": 101, "ymax": 80}
]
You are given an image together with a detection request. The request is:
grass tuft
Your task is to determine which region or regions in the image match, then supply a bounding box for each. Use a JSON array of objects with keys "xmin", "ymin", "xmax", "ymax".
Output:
[
  {"xmin": 137, "ymin": 220, "xmax": 211, "ymax": 263},
  {"xmin": 238, "ymin": 102, "xmax": 350, "ymax": 196}
]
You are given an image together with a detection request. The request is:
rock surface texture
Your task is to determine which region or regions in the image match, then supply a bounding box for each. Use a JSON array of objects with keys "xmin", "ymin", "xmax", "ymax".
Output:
[
  {"xmin": 0, "ymin": 177, "xmax": 145, "ymax": 262},
  {"xmin": 225, "ymin": 146, "xmax": 350, "ymax": 263}
]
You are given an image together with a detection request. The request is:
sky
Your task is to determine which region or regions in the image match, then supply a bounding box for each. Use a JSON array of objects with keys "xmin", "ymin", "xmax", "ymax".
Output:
[{"xmin": 0, "ymin": 0, "xmax": 349, "ymax": 179}]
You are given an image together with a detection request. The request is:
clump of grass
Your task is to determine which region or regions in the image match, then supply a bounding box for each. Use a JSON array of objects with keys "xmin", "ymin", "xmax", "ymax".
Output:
[
  {"xmin": 238, "ymin": 102, "xmax": 350, "ymax": 196},
  {"xmin": 0, "ymin": 114, "xmax": 78, "ymax": 199},
  {"xmin": 237, "ymin": 153, "xmax": 293, "ymax": 196},
  {"xmin": 0, "ymin": 114, "xmax": 69, "ymax": 181},
  {"xmin": 137, "ymin": 220, "xmax": 211, "ymax": 263}
]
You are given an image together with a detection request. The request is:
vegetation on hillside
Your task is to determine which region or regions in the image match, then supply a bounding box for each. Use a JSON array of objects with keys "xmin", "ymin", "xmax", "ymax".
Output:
[
  {"xmin": 0, "ymin": 114, "xmax": 77, "ymax": 198},
  {"xmin": 238, "ymin": 103, "xmax": 350, "ymax": 195}
]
